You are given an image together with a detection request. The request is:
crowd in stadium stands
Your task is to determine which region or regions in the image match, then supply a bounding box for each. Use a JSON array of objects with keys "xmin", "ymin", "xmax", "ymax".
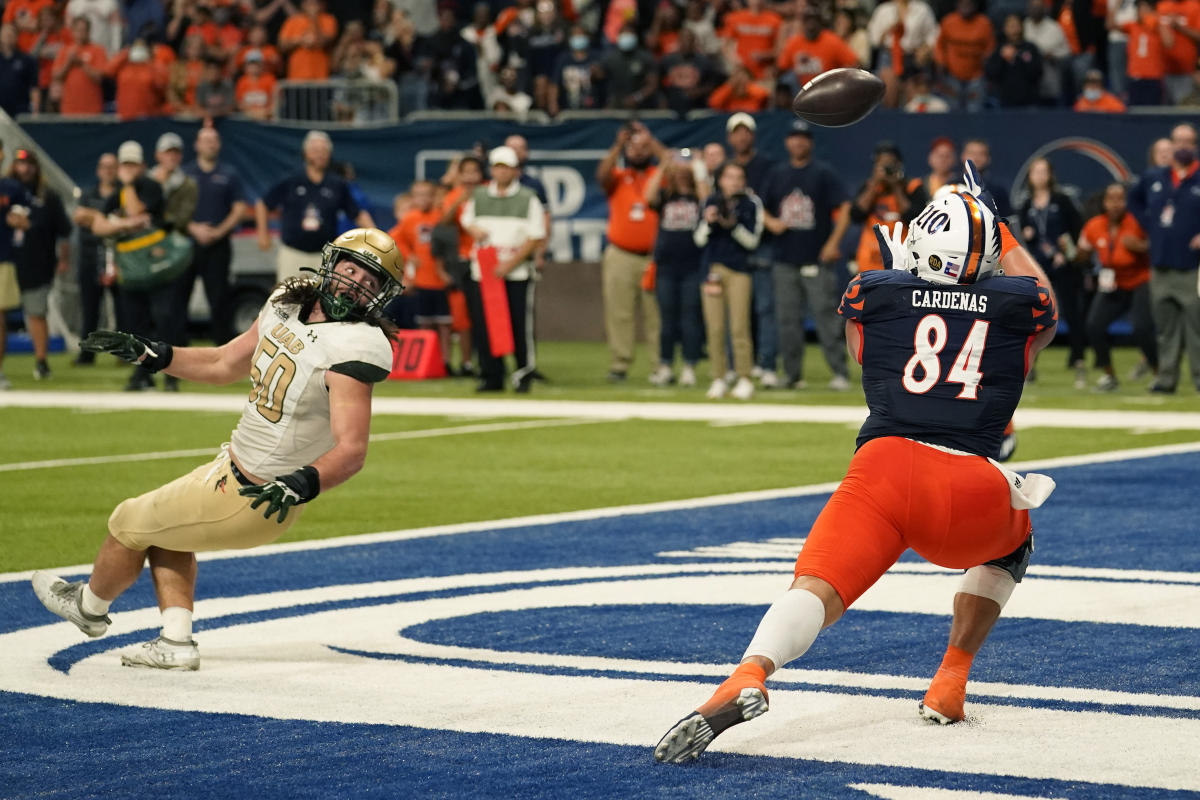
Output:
[
  {"xmin": 2, "ymin": 114, "xmax": 1198, "ymax": 397},
  {"xmin": 4, "ymin": 0, "xmax": 1200, "ymax": 121}
]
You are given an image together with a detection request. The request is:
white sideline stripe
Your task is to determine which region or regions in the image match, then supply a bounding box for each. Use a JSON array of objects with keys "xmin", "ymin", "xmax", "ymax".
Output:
[
  {"xmin": 0, "ymin": 418, "xmax": 604, "ymax": 473},
  {"xmin": 6, "ymin": 389, "xmax": 1200, "ymax": 430},
  {"xmin": 4, "ymin": 439, "xmax": 1200, "ymax": 584}
]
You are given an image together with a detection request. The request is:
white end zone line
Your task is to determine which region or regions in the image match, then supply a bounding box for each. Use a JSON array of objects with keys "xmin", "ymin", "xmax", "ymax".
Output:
[
  {"xmin": 4, "ymin": 439, "xmax": 1200, "ymax": 584},
  {"xmin": 6, "ymin": 389, "xmax": 1200, "ymax": 430}
]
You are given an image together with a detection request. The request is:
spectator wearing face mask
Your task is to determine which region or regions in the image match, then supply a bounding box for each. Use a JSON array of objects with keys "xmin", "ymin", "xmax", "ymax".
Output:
[
  {"xmin": 548, "ymin": 25, "xmax": 603, "ymax": 115},
  {"xmin": 1073, "ymin": 68, "xmax": 1127, "ymax": 110},
  {"xmin": 108, "ymin": 37, "xmax": 167, "ymax": 119},
  {"xmin": 599, "ymin": 22, "xmax": 659, "ymax": 110},
  {"xmin": 1127, "ymin": 122, "xmax": 1200, "ymax": 393}
]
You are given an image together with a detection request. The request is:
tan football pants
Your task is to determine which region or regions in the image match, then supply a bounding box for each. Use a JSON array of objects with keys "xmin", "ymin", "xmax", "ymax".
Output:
[{"xmin": 109, "ymin": 450, "xmax": 302, "ymax": 552}]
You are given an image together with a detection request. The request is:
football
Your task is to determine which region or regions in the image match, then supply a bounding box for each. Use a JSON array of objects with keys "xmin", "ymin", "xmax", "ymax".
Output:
[{"xmin": 791, "ymin": 68, "xmax": 886, "ymax": 127}]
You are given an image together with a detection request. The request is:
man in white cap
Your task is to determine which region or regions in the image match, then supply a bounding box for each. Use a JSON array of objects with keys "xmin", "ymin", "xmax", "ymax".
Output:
[
  {"xmin": 725, "ymin": 112, "xmax": 779, "ymax": 388},
  {"xmin": 460, "ymin": 144, "xmax": 547, "ymax": 392},
  {"xmin": 255, "ymin": 130, "xmax": 375, "ymax": 283},
  {"xmin": 74, "ymin": 139, "xmax": 179, "ymax": 391}
]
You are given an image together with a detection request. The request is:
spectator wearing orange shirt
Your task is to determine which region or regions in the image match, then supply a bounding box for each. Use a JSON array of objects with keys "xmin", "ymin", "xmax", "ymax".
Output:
[
  {"xmin": 1114, "ymin": 0, "xmax": 1166, "ymax": 104},
  {"xmin": 1077, "ymin": 182, "xmax": 1157, "ymax": 390},
  {"xmin": 29, "ymin": 5, "xmax": 68, "ymax": 93},
  {"xmin": 235, "ymin": 49, "xmax": 276, "ymax": 119},
  {"xmin": 3, "ymin": 0, "xmax": 52, "ymax": 53},
  {"xmin": 236, "ymin": 24, "xmax": 282, "ymax": 76},
  {"xmin": 776, "ymin": 6, "xmax": 861, "ymax": 94},
  {"xmin": 1156, "ymin": 0, "xmax": 1200, "ymax": 103},
  {"xmin": 849, "ymin": 140, "xmax": 928, "ymax": 273},
  {"xmin": 719, "ymin": 0, "xmax": 783, "ymax": 79},
  {"xmin": 166, "ymin": 33, "xmax": 206, "ymax": 114},
  {"xmin": 50, "ymin": 16, "xmax": 105, "ymax": 115},
  {"xmin": 1074, "ymin": 67, "xmax": 1127, "ymax": 109},
  {"xmin": 708, "ymin": 63, "xmax": 770, "ymax": 111},
  {"xmin": 279, "ymin": 0, "xmax": 337, "ymax": 55},
  {"xmin": 935, "ymin": 0, "xmax": 995, "ymax": 111},
  {"xmin": 286, "ymin": 28, "xmax": 331, "ymax": 80},
  {"xmin": 392, "ymin": 179, "xmax": 454, "ymax": 368},
  {"xmin": 110, "ymin": 38, "xmax": 166, "ymax": 119},
  {"xmin": 597, "ymin": 121, "xmax": 666, "ymax": 382}
]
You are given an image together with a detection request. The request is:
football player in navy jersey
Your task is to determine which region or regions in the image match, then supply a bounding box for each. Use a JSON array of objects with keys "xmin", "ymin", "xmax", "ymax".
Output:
[{"xmin": 655, "ymin": 164, "xmax": 1059, "ymax": 764}]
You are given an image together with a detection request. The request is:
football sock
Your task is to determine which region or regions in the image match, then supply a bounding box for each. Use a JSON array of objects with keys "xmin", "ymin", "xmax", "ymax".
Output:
[
  {"xmin": 161, "ymin": 606, "xmax": 193, "ymax": 642},
  {"xmin": 935, "ymin": 645, "xmax": 975, "ymax": 682},
  {"xmin": 741, "ymin": 588, "xmax": 826, "ymax": 674},
  {"xmin": 80, "ymin": 584, "xmax": 111, "ymax": 617}
]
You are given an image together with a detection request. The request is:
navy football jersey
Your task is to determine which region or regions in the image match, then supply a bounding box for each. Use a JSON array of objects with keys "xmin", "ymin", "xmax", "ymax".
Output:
[{"xmin": 839, "ymin": 270, "xmax": 1056, "ymax": 457}]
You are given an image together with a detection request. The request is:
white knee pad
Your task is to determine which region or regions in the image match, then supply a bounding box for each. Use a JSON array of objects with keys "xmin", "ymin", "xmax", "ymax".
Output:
[{"xmin": 958, "ymin": 565, "xmax": 1016, "ymax": 609}]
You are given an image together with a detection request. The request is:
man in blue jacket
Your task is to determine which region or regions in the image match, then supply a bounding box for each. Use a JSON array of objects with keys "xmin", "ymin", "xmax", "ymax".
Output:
[{"xmin": 1128, "ymin": 122, "xmax": 1200, "ymax": 393}]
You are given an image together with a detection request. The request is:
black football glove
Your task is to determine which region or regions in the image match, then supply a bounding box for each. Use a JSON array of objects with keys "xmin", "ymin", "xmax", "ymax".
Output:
[
  {"xmin": 81, "ymin": 330, "xmax": 174, "ymax": 372},
  {"xmin": 239, "ymin": 466, "xmax": 321, "ymax": 523}
]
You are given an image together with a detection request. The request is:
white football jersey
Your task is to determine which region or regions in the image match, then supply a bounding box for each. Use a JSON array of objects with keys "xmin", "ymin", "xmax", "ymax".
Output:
[{"xmin": 230, "ymin": 292, "xmax": 393, "ymax": 479}]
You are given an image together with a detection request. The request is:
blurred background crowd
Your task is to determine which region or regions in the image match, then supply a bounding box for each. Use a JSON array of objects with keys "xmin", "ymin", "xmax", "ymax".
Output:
[{"xmin": 3, "ymin": 0, "xmax": 1200, "ymax": 123}]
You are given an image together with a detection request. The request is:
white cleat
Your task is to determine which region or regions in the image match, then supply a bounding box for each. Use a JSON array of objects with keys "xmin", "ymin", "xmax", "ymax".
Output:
[
  {"xmin": 654, "ymin": 688, "xmax": 769, "ymax": 764},
  {"xmin": 759, "ymin": 370, "xmax": 780, "ymax": 389},
  {"xmin": 120, "ymin": 636, "xmax": 200, "ymax": 671},
  {"xmin": 31, "ymin": 572, "xmax": 110, "ymax": 638},
  {"xmin": 679, "ymin": 365, "xmax": 697, "ymax": 387},
  {"xmin": 730, "ymin": 377, "xmax": 755, "ymax": 400},
  {"xmin": 706, "ymin": 379, "xmax": 728, "ymax": 399}
]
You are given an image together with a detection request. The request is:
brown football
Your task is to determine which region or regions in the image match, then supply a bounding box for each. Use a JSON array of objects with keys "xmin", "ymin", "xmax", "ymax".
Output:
[{"xmin": 791, "ymin": 68, "xmax": 886, "ymax": 127}]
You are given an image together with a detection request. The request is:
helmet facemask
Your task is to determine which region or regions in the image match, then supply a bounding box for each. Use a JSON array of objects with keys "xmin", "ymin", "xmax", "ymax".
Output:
[{"xmin": 307, "ymin": 243, "xmax": 403, "ymax": 321}]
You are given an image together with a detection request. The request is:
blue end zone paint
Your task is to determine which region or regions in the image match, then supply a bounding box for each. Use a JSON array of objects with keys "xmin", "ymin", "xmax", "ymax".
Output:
[
  {"xmin": 4, "ymin": 450, "xmax": 1200, "ymax": 798},
  {"xmin": 401, "ymin": 606, "xmax": 1200, "ymax": 697},
  {"xmin": 0, "ymin": 691, "xmax": 1190, "ymax": 800}
]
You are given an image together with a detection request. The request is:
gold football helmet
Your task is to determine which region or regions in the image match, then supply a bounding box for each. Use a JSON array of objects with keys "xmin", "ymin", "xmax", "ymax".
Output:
[{"xmin": 312, "ymin": 227, "xmax": 405, "ymax": 320}]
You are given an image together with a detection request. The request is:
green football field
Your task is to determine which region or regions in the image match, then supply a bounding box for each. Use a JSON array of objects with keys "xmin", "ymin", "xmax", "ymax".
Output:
[{"xmin": 2, "ymin": 341, "xmax": 1198, "ymax": 573}]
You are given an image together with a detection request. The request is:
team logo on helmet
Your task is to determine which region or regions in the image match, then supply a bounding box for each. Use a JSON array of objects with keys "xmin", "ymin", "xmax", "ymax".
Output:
[{"xmin": 928, "ymin": 254, "xmax": 942, "ymax": 271}]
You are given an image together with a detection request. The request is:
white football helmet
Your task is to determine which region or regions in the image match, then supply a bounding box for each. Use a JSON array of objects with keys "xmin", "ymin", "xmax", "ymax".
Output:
[{"xmin": 903, "ymin": 190, "xmax": 1002, "ymax": 285}]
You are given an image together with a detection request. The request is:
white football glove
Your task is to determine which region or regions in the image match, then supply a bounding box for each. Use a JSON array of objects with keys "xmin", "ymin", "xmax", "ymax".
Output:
[{"xmin": 872, "ymin": 220, "xmax": 908, "ymax": 271}]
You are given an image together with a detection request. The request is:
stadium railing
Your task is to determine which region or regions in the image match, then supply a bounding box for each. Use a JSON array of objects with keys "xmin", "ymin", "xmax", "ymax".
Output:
[{"xmin": 274, "ymin": 79, "xmax": 399, "ymax": 125}]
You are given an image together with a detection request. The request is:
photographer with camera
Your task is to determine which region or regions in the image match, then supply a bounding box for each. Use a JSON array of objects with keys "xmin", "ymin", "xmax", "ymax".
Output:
[
  {"xmin": 695, "ymin": 160, "xmax": 764, "ymax": 401},
  {"xmin": 598, "ymin": 119, "xmax": 667, "ymax": 383},
  {"xmin": 849, "ymin": 140, "xmax": 928, "ymax": 274}
]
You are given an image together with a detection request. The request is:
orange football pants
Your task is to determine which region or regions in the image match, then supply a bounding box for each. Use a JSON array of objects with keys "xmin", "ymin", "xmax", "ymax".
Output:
[{"xmin": 794, "ymin": 436, "xmax": 1032, "ymax": 609}]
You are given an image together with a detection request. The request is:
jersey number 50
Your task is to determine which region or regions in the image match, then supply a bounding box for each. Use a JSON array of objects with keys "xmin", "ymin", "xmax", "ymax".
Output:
[
  {"xmin": 902, "ymin": 314, "xmax": 989, "ymax": 400},
  {"xmin": 249, "ymin": 339, "xmax": 298, "ymax": 423}
]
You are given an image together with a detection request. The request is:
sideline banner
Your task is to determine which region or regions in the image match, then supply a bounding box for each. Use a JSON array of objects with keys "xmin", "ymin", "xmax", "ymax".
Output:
[{"xmin": 22, "ymin": 111, "xmax": 1196, "ymax": 262}]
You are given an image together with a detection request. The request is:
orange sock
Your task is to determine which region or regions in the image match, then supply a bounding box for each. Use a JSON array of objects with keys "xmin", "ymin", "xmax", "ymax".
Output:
[
  {"xmin": 730, "ymin": 661, "xmax": 768, "ymax": 686},
  {"xmin": 1003, "ymin": 419, "xmax": 1015, "ymax": 436},
  {"xmin": 936, "ymin": 645, "xmax": 974, "ymax": 681}
]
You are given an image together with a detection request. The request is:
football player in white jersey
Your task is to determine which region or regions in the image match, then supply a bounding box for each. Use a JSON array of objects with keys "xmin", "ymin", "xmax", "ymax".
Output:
[{"xmin": 31, "ymin": 228, "xmax": 404, "ymax": 670}]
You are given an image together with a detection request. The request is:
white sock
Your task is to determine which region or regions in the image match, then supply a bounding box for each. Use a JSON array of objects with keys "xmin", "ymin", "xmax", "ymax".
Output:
[
  {"xmin": 80, "ymin": 584, "xmax": 111, "ymax": 617},
  {"xmin": 161, "ymin": 606, "xmax": 193, "ymax": 643},
  {"xmin": 742, "ymin": 588, "xmax": 827, "ymax": 671}
]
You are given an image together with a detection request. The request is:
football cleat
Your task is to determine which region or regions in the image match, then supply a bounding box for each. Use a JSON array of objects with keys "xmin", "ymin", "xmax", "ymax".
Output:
[
  {"xmin": 31, "ymin": 572, "xmax": 111, "ymax": 638},
  {"xmin": 919, "ymin": 666, "xmax": 967, "ymax": 724},
  {"xmin": 654, "ymin": 668, "xmax": 769, "ymax": 764},
  {"xmin": 120, "ymin": 636, "xmax": 200, "ymax": 671}
]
